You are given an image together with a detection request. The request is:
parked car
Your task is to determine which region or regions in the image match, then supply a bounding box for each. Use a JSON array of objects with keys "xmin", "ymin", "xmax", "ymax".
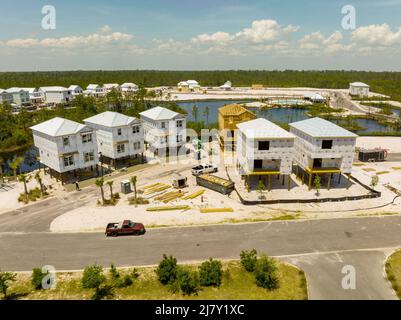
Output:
[
  {"xmin": 191, "ymin": 164, "xmax": 218, "ymax": 176},
  {"xmin": 105, "ymin": 220, "xmax": 146, "ymax": 237}
]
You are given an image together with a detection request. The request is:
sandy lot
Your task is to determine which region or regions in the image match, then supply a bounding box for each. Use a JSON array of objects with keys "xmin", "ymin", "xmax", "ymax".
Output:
[{"xmin": 356, "ymin": 137, "xmax": 401, "ymax": 153}]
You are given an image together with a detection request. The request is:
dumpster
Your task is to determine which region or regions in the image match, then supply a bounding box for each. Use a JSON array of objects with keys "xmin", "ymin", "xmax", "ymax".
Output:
[{"xmin": 196, "ymin": 174, "xmax": 235, "ymax": 195}]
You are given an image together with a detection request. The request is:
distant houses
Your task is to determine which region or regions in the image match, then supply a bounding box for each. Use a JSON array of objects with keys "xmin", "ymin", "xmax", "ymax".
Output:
[
  {"xmin": 220, "ymin": 81, "xmax": 232, "ymax": 91},
  {"xmin": 0, "ymin": 89, "xmax": 13, "ymax": 105},
  {"xmin": 103, "ymin": 83, "xmax": 120, "ymax": 93},
  {"xmin": 85, "ymin": 84, "xmax": 105, "ymax": 98},
  {"xmin": 30, "ymin": 117, "xmax": 99, "ymax": 181},
  {"xmin": 349, "ymin": 82, "xmax": 370, "ymax": 98},
  {"xmin": 39, "ymin": 86, "xmax": 73, "ymax": 105},
  {"xmin": 20, "ymin": 88, "xmax": 44, "ymax": 105},
  {"xmin": 84, "ymin": 111, "xmax": 144, "ymax": 167},
  {"xmin": 121, "ymin": 83, "xmax": 138, "ymax": 94},
  {"xmin": 140, "ymin": 106, "xmax": 187, "ymax": 157},
  {"xmin": 5, "ymin": 87, "xmax": 30, "ymax": 106},
  {"xmin": 177, "ymin": 80, "xmax": 200, "ymax": 92},
  {"xmin": 68, "ymin": 85, "xmax": 84, "ymax": 97}
]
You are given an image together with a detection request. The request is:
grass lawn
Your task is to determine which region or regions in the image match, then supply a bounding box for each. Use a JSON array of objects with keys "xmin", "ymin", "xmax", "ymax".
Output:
[
  {"xmin": 385, "ymin": 249, "xmax": 401, "ymax": 299},
  {"xmin": 5, "ymin": 261, "xmax": 307, "ymax": 300}
]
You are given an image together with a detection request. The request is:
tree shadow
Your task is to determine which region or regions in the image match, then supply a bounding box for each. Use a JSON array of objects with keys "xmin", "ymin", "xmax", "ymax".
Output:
[{"xmin": 4, "ymin": 292, "xmax": 30, "ymax": 300}]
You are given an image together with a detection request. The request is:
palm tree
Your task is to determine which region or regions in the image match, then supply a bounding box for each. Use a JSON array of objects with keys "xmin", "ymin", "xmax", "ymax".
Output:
[
  {"xmin": 203, "ymin": 106, "xmax": 210, "ymax": 125},
  {"xmin": 9, "ymin": 157, "xmax": 23, "ymax": 180},
  {"xmin": 130, "ymin": 176, "xmax": 137, "ymax": 202},
  {"xmin": 95, "ymin": 178, "xmax": 105, "ymax": 205},
  {"xmin": 18, "ymin": 174, "xmax": 29, "ymax": 202},
  {"xmin": 106, "ymin": 180, "xmax": 114, "ymax": 200},
  {"xmin": 34, "ymin": 172, "xmax": 44, "ymax": 197},
  {"xmin": 192, "ymin": 105, "xmax": 199, "ymax": 122}
]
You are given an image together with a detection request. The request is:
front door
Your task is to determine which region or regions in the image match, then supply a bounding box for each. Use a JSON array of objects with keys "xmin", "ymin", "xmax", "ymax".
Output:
[{"xmin": 313, "ymin": 158, "xmax": 322, "ymax": 168}]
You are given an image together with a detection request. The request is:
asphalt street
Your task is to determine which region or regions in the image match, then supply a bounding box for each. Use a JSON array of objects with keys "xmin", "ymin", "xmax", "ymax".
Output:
[{"xmin": 1, "ymin": 215, "xmax": 401, "ymax": 299}]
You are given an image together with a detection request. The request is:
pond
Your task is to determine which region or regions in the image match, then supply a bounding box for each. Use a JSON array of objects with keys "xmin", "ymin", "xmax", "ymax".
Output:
[
  {"xmin": 177, "ymin": 99, "xmax": 398, "ymax": 135},
  {"xmin": 0, "ymin": 146, "xmax": 40, "ymax": 175}
]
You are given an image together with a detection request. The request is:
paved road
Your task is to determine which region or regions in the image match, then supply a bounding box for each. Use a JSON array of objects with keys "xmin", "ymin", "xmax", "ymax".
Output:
[{"xmin": 1, "ymin": 216, "xmax": 401, "ymax": 299}]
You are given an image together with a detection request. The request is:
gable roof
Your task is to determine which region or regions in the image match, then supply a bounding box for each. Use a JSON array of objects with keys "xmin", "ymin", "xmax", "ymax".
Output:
[
  {"xmin": 350, "ymin": 82, "xmax": 369, "ymax": 87},
  {"xmin": 121, "ymin": 82, "xmax": 138, "ymax": 88},
  {"xmin": 139, "ymin": 106, "xmax": 183, "ymax": 120},
  {"xmin": 30, "ymin": 117, "xmax": 88, "ymax": 137},
  {"xmin": 84, "ymin": 111, "xmax": 137, "ymax": 127},
  {"xmin": 87, "ymin": 84, "xmax": 101, "ymax": 90},
  {"xmin": 103, "ymin": 83, "xmax": 120, "ymax": 89},
  {"xmin": 289, "ymin": 117, "xmax": 358, "ymax": 138},
  {"xmin": 219, "ymin": 104, "xmax": 255, "ymax": 117},
  {"xmin": 68, "ymin": 85, "xmax": 82, "ymax": 90},
  {"xmin": 39, "ymin": 86, "xmax": 69, "ymax": 92},
  {"xmin": 237, "ymin": 118, "xmax": 295, "ymax": 139},
  {"xmin": 6, "ymin": 87, "xmax": 29, "ymax": 94}
]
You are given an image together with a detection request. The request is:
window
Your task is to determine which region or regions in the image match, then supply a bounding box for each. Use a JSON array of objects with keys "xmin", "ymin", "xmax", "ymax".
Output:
[
  {"xmin": 177, "ymin": 120, "xmax": 183, "ymax": 128},
  {"xmin": 117, "ymin": 144, "xmax": 125, "ymax": 153},
  {"xmin": 63, "ymin": 137, "xmax": 70, "ymax": 147},
  {"xmin": 258, "ymin": 141, "xmax": 270, "ymax": 151},
  {"xmin": 84, "ymin": 151, "xmax": 94, "ymax": 163},
  {"xmin": 322, "ymin": 140, "xmax": 333, "ymax": 149},
  {"xmin": 82, "ymin": 134, "xmax": 92, "ymax": 143},
  {"xmin": 161, "ymin": 122, "xmax": 166, "ymax": 129},
  {"xmin": 133, "ymin": 142, "xmax": 141, "ymax": 150},
  {"xmin": 132, "ymin": 126, "xmax": 140, "ymax": 134},
  {"xmin": 63, "ymin": 155, "xmax": 74, "ymax": 167},
  {"xmin": 254, "ymin": 160, "xmax": 263, "ymax": 169},
  {"xmin": 176, "ymin": 135, "xmax": 182, "ymax": 143},
  {"xmin": 117, "ymin": 128, "xmax": 122, "ymax": 136}
]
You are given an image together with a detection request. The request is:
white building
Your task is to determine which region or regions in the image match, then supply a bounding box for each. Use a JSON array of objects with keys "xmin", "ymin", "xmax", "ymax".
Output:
[
  {"xmin": 30, "ymin": 117, "xmax": 99, "ymax": 177},
  {"xmin": 5, "ymin": 87, "xmax": 30, "ymax": 106},
  {"xmin": 187, "ymin": 80, "xmax": 200, "ymax": 92},
  {"xmin": 236, "ymin": 118, "xmax": 295, "ymax": 191},
  {"xmin": 289, "ymin": 117, "xmax": 358, "ymax": 190},
  {"xmin": 177, "ymin": 80, "xmax": 200, "ymax": 92},
  {"xmin": 103, "ymin": 83, "xmax": 120, "ymax": 93},
  {"xmin": 349, "ymin": 82, "xmax": 370, "ymax": 97},
  {"xmin": 139, "ymin": 106, "xmax": 187, "ymax": 157},
  {"xmin": 0, "ymin": 89, "xmax": 13, "ymax": 105},
  {"xmin": 120, "ymin": 83, "xmax": 138, "ymax": 94},
  {"xmin": 20, "ymin": 88, "xmax": 44, "ymax": 105},
  {"xmin": 220, "ymin": 81, "xmax": 232, "ymax": 91},
  {"xmin": 39, "ymin": 86, "xmax": 72, "ymax": 105},
  {"xmin": 68, "ymin": 85, "xmax": 83, "ymax": 97},
  {"xmin": 86, "ymin": 84, "xmax": 105, "ymax": 98},
  {"xmin": 84, "ymin": 111, "xmax": 144, "ymax": 165}
]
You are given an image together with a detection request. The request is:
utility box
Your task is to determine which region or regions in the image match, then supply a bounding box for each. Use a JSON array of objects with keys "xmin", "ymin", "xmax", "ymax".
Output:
[{"xmin": 120, "ymin": 180, "xmax": 132, "ymax": 194}]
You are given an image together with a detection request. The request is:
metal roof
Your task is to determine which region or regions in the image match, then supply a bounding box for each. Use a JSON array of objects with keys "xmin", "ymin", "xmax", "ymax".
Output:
[
  {"xmin": 139, "ymin": 106, "xmax": 184, "ymax": 120},
  {"xmin": 289, "ymin": 117, "xmax": 358, "ymax": 138},
  {"xmin": 84, "ymin": 111, "xmax": 137, "ymax": 127},
  {"xmin": 350, "ymin": 82, "xmax": 369, "ymax": 87},
  {"xmin": 39, "ymin": 86, "xmax": 69, "ymax": 92},
  {"xmin": 237, "ymin": 118, "xmax": 295, "ymax": 139},
  {"xmin": 30, "ymin": 117, "xmax": 88, "ymax": 137}
]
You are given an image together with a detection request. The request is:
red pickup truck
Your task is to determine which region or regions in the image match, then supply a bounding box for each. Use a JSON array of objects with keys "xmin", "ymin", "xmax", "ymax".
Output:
[{"xmin": 105, "ymin": 220, "xmax": 146, "ymax": 237}]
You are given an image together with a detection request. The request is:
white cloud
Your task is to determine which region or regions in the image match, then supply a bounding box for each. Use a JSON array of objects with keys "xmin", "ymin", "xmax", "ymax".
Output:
[
  {"xmin": 351, "ymin": 23, "xmax": 401, "ymax": 46},
  {"xmin": 3, "ymin": 26, "xmax": 134, "ymax": 49},
  {"xmin": 191, "ymin": 32, "xmax": 233, "ymax": 44}
]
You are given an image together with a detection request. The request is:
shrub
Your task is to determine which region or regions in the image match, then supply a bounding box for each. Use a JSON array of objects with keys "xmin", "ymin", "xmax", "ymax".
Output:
[
  {"xmin": 31, "ymin": 268, "xmax": 49, "ymax": 290},
  {"xmin": 199, "ymin": 258, "xmax": 223, "ymax": 287},
  {"xmin": 109, "ymin": 264, "xmax": 120, "ymax": 280},
  {"xmin": 176, "ymin": 268, "xmax": 199, "ymax": 296},
  {"xmin": 240, "ymin": 249, "xmax": 258, "ymax": 272},
  {"xmin": 92, "ymin": 284, "xmax": 114, "ymax": 300},
  {"xmin": 253, "ymin": 255, "xmax": 280, "ymax": 290},
  {"xmin": 156, "ymin": 255, "xmax": 178, "ymax": 285},
  {"xmin": 82, "ymin": 265, "xmax": 105, "ymax": 289},
  {"xmin": 0, "ymin": 271, "xmax": 17, "ymax": 299}
]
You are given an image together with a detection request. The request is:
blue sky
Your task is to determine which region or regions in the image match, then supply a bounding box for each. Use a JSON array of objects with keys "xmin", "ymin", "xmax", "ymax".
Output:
[{"xmin": 1, "ymin": 0, "xmax": 401, "ymax": 71}]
